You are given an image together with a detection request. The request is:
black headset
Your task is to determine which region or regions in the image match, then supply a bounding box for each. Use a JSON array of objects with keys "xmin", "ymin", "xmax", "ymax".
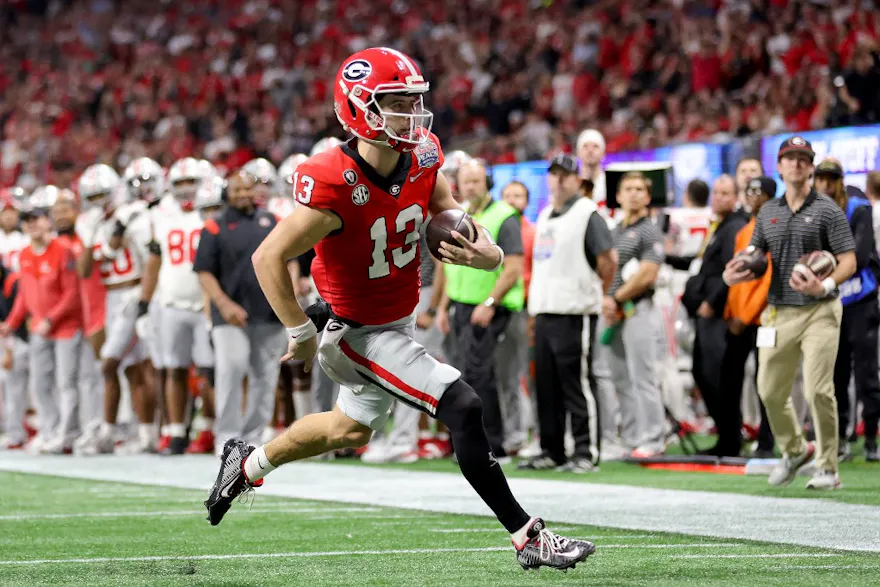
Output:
[{"xmin": 456, "ymin": 158, "xmax": 495, "ymax": 192}]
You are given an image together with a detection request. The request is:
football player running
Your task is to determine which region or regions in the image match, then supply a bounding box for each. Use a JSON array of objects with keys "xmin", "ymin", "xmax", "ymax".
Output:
[{"xmin": 205, "ymin": 47, "xmax": 595, "ymax": 573}]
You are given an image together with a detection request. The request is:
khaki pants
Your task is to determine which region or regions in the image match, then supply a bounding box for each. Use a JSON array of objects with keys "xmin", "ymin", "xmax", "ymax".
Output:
[{"xmin": 758, "ymin": 300, "xmax": 842, "ymax": 472}]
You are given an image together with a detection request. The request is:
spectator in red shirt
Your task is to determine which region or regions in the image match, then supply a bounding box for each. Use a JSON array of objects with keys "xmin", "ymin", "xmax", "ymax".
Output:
[{"xmin": 0, "ymin": 193, "xmax": 84, "ymax": 454}]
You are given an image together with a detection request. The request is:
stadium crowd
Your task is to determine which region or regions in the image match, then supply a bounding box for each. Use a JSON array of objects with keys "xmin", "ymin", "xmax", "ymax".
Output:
[{"xmin": 2, "ymin": 0, "xmax": 880, "ymax": 189}]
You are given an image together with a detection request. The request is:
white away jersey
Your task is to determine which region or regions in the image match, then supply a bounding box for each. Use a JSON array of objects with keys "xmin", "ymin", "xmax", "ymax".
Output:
[
  {"xmin": 665, "ymin": 206, "xmax": 713, "ymax": 257},
  {"xmin": 93, "ymin": 201, "xmax": 151, "ymax": 285},
  {"xmin": 154, "ymin": 209, "xmax": 205, "ymax": 310},
  {"xmin": 267, "ymin": 196, "xmax": 295, "ymax": 219},
  {"xmin": 0, "ymin": 229, "xmax": 30, "ymax": 272}
]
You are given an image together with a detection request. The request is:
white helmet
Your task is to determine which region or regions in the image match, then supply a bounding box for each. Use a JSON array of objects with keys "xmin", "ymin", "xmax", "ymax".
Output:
[
  {"xmin": 78, "ymin": 164, "xmax": 120, "ymax": 212},
  {"xmin": 122, "ymin": 157, "xmax": 165, "ymax": 205},
  {"xmin": 198, "ymin": 159, "xmax": 218, "ymax": 182},
  {"xmin": 29, "ymin": 185, "xmax": 61, "ymax": 210},
  {"xmin": 168, "ymin": 157, "xmax": 207, "ymax": 209},
  {"xmin": 277, "ymin": 153, "xmax": 308, "ymax": 194},
  {"xmin": 310, "ymin": 137, "xmax": 342, "ymax": 156},
  {"xmin": 441, "ymin": 150, "xmax": 472, "ymax": 176},
  {"xmin": 243, "ymin": 158, "xmax": 278, "ymax": 185},
  {"xmin": 195, "ymin": 176, "xmax": 225, "ymax": 219}
]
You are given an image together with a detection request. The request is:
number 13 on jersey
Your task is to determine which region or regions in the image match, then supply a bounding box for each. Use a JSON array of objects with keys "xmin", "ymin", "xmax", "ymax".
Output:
[{"xmin": 368, "ymin": 204, "xmax": 423, "ymax": 279}]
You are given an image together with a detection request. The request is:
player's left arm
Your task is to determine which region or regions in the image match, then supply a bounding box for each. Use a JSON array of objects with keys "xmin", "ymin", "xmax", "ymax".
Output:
[{"xmin": 429, "ymin": 171, "xmax": 503, "ymax": 271}]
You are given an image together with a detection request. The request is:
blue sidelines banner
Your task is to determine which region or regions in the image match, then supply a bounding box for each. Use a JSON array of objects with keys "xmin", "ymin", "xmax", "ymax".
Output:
[{"xmin": 761, "ymin": 125, "xmax": 880, "ymax": 194}]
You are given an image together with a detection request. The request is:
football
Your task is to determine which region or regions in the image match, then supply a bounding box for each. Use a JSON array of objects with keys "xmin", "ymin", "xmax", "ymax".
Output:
[
  {"xmin": 732, "ymin": 246, "xmax": 768, "ymax": 277},
  {"xmin": 425, "ymin": 209, "xmax": 478, "ymax": 260},
  {"xmin": 792, "ymin": 250, "xmax": 837, "ymax": 281}
]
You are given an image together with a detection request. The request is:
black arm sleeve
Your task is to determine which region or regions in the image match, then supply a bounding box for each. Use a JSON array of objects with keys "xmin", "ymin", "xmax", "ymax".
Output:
[
  {"xmin": 297, "ymin": 248, "xmax": 316, "ymax": 277},
  {"xmin": 584, "ymin": 211, "xmax": 614, "ymax": 270},
  {"xmin": 851, "ymin": 206, "xmax": 875, "ymax": 270}
]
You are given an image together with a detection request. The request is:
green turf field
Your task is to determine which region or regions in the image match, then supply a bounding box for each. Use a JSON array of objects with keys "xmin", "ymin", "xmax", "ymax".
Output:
[{"xmin": 1, "ymin": 472, "xmax": 878, "ymax": 587}]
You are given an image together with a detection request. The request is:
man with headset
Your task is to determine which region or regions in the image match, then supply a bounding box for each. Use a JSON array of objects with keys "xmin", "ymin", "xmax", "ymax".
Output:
[{"xmin": 436, "ymin": 159, "xmax": 524, "ymax": 459}]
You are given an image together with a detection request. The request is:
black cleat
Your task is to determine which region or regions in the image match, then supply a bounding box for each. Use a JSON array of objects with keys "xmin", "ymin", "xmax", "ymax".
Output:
[
  {"xmin": 204, "ymin": 438, "xmax": 262, "ymax": 526},
  {"xmin": 162, "ymin": 436, "xmax": 189, "ymax": 456},
  {"xmin": 515, "ymin": 518, "xmax": 595, "ymax": 572}
]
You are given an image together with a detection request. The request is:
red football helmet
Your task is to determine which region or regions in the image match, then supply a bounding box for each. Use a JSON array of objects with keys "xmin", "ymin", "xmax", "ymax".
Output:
[{"xmin": 334, "ymin": 47, "xmax": 433, "ymax": 153}]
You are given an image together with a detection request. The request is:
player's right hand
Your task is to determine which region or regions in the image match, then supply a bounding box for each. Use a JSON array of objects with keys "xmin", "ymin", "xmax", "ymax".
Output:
[
  {"xmin": 723, "ymin": 258, "xmax": 754, "ymax": 286},
  {"xmin": 1, "ymin": 349, "xmax": 12, "ymax": 371},
  {"xmin": 281, "ymin": 336, "xmax": 318, "ymax": 372},
  {"xmin": 0, "ymin": 322, "xmax": 11, "ymax": 338},
  {"xmin": 220, "ymin": 301, "xmax": 249, "ymax": 327}
]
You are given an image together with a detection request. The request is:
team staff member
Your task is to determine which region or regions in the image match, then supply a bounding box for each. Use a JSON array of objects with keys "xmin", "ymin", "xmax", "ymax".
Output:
[
  {"xmin": 724, "ymin": 137, "xmax": 856, "ymax": 490},
  {"xmin": 194, "ymin": 169, "xmax": 287, "ymax": 452},
  {"xmin": 0, "ymin": 198, "xmax": 83, "ymax": 454},
  {"xmin": 678, "ymin": 175, "xmax": 747, "ymax": 456},
  {"xmin": 813, "ymin": 159, "xmax": 880, "ymax": 463},
  {"xmin": 602, "ymin": 171, "xmax": 667, "ymax": 457},
  {"xmin": 520, "ymin": 154, "xmax": 615, "ymax": 472},
  {"xmin": 718, "ymin": 176, "xmax": 775, "ymax": 457},
  {"xmin": 436, "ymin": 159, "xmax": 524, "ymax": 458},
  {"xmin": 498, "ymin": 180, "xmax": 534, "ymax": 454}
]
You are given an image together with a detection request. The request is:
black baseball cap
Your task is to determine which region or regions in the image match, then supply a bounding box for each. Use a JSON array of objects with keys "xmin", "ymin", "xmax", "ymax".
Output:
[
  {"xmin": 815, "ymin": 159, "xmax": 844, "ymax": 178},
  {"xmin": 20, "ymin": 207, "xmax": 49, "ymax": 221},
  {"xmin": 746, "ymin": 176, "xmax": 777, "ymax": 199},
  {"xmin": 777, "ymin": 136, "xmax": 815, "ymax": 162},
  {"xmin": 548, "ymin": 154, "xmax": 579, "ymax": 175}
]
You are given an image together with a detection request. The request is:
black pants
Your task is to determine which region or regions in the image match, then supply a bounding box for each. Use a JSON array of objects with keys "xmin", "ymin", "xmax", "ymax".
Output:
[
  {"xmin": 534, "ymin": 314, "xmax": 600, "ymax": 464},
  {"xmin": 451, "ymin": 302, "xmax": 511, "ymax": 456},
  {"xmin": 715, "ymin": 325, "xmax": 758, "ymax": 455},
  {"xmin": 693, "ymin": 316, "xmax": 728, "ymax": 437},
  {"xmin": 833, "ymin": 296, "xmax": 880, "ymax": 448}
]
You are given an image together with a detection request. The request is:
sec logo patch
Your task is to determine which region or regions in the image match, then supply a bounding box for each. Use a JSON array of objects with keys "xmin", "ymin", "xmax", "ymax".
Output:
[{"xmin": 352, "ymin": 184, "xmax": 370, "ymax": 206}]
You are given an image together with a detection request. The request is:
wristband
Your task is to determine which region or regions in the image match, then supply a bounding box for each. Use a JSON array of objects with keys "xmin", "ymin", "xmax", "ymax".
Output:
[
  {"xmin": 821, "ymin": 277, "xmax": 836, "ymax": 296},
  {"xmin": 486, "ymin": 245, "xmax": 504, "ymax": 272},
  {"xmin": 287, "ymin": 319, "xmax": 318, "ymax": 342}
]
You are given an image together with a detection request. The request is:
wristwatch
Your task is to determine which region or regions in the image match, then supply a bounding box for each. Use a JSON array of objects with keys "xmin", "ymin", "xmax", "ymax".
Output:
[
  {"xmin": 426, "ymin": 308, "xmax": 437, "ymax": 317},
  {"xmin": 483, "ymin": 297, "xmax": 496, "ymax": 308}
]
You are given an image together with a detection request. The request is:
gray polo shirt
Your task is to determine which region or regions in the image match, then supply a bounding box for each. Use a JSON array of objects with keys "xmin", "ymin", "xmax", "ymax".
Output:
[
  {"xmin": 749, "ymin": 190, "xmax": 855, "ymax": 307},
  {"xmin": 609, "ymin": 215, "xmax": 665, "ymax": 299}
]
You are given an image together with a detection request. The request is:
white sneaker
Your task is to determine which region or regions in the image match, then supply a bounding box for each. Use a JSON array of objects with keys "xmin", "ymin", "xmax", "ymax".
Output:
[
  {"xmin": 115, "ymin": 435, "xmax": 157, "ymax": 455},
  {"xmin": 74, "ymin": 431, "xmax": 115, "ymax": 456},
  {"xmin": 362, "ymin": 444, "xmax": 418, "ymax": 464},
  {"xmin": 768, "ymin": 443, "xmax": 816, "ymax": 487},
  {"xmin": 600, "ymin": 442, "xmax": 630, "ymax": 462},
  {"xmin": 518, "ymin": 437, "xmax": 542, "ymax": 459},
  {"xmin": 39, "ymin": 435, "xmax": 68, "ymax": 455},
  {"xmin": 805, "ymin": 469, "xmax": 841, "ymax": 490}
]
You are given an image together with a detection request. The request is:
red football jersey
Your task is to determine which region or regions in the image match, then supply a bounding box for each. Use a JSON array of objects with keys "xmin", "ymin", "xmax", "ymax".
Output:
[{"xmin": 296, "ymin": 136, "xmax": 445, "ymax": 325}]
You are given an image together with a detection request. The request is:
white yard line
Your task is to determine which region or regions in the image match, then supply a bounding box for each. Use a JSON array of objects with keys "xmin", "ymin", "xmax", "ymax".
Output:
[
  {"xmin": 0, "ymin": 543, "xmax": 739, "ymax": 566},
  {"xmin": 0, "ymin": 506, "xmax": 380, "ymax": 521},
  {"xmin": 672, "ymin": 553, "xmax": 842, "ymax": 559},
  {"xmin": 2, "ymin": 453, "xmax": 879, "ymax": 552}
]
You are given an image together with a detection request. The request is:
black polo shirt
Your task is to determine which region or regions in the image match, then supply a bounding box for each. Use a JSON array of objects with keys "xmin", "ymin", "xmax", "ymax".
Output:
[
  {"xmin": 749, "ymin": 190, "xmax": 855, "ymax": 307},
  {"xmin": 193, "ymin": 206, "xmax": 280, "ymax": 326}
]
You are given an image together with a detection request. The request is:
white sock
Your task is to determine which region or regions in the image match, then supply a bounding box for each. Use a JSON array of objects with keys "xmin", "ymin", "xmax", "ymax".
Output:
[
  {"xmin": 160, "ymin": 425, "xmax": 169, "ymax": 437},
  {"xmin": 202, "ymin": 418, "xmax": 214, "ymax": 432},
  {"xmin": 510, "ymin": 517, "xmax": 539, "ymax": 549},
  {"xmin": 138, "ymin": 423, "xmax": 158, "ymax": 443},
  {"xmin": 167, "ymin": 423, "xmax": 186, "ymax": 438},
  {"xmin": 243, "ymin": 445, "xmax": 277, "ymax": 483},
  {"xmin": 293, "ymin": 392, "xmax": 312, "ymax": 421}
]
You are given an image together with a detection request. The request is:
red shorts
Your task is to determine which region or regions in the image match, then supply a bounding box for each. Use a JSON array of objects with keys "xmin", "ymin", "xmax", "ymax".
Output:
[{"xmin": 81, "ymin": 273, "xmax": 107, "ymax": 337}]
